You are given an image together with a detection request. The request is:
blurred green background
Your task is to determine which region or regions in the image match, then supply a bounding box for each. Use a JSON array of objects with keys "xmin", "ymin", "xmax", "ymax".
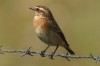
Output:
[{"xmin": 0, "ymin": 0, "xmax": 100, "ymax": 66}]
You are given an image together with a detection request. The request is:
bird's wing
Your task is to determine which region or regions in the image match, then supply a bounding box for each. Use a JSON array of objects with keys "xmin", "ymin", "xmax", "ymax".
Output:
[{"xmin": 48, "ymin": 19, "xmax": 69, "ymax": 46}]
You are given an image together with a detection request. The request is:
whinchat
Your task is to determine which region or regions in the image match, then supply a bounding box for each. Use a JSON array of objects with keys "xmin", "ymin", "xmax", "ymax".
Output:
[{"xmin": 30, "ymin": 6, "xmax": 75, "ymax": 58}]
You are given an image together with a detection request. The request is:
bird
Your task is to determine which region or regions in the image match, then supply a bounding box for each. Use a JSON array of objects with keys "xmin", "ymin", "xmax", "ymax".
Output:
[{"xmin": 29, "ymin": 6, "xmax": 75, "ymax": 59}]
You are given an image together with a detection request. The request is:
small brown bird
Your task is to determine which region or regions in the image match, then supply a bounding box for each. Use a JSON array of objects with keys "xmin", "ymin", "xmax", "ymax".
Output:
[{"xmin": 30, "ymin": 6, "xmax": 75, "ymax": 58}]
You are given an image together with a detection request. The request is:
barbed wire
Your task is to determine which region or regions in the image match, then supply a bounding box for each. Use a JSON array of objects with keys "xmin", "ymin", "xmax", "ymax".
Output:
[{"xmin": 0, "ymin": 46, "xmax": 100, "ymax": 61}]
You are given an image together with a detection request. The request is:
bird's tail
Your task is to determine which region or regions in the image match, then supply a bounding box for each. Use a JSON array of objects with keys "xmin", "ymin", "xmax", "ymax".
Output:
[{"xmin": 65, "ymin": 46, "xmax": 75, "ymax": 55}]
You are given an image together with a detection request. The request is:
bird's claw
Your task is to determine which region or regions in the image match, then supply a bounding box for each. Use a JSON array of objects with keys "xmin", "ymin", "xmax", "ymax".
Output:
[
  {"xmin": 40, "ymin": 51, "xmax": 45, "ymax": 57},
  {"xmin": 49, "ymin": 53, "xmax": 55, "ymax": 60}
]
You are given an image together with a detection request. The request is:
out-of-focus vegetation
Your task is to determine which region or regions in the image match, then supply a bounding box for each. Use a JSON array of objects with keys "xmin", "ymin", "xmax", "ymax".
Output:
[{"xmin": 0, "ymin": 0, "xmax": 100, "ymax": 66}]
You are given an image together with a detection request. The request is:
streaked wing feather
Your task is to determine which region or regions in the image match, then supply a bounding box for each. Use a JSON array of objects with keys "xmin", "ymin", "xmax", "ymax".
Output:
[{"xmin": 49, "ymin": 19, "xmax": 69, "ymax": 46}]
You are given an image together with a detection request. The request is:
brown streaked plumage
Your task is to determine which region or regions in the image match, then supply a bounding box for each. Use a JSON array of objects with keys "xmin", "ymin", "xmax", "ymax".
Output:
[{"xmin": 30, "ymin": 6, "xmax": 75, "ymax": 59}]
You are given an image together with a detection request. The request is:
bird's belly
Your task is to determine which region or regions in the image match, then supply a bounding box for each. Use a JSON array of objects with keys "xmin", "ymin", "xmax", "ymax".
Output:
[
  {"xmin": 35, "ymin": 27, "xmax": 64, "ymax": 46},
  {"xmin": 35, "ymin": 27, "xmax": 52, "ymax": 44}
]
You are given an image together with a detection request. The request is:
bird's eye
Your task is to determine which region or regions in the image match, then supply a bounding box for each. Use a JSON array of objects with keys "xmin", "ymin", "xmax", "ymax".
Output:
[{"xmin": 36, "ymin": 8, "xmax": 39, "ymax": 11}]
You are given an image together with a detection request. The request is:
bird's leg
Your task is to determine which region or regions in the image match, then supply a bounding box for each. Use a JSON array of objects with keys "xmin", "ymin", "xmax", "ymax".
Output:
[
  {"xmin": 40, "ymin": 45, "xmax": 50, "ymax": 57},
  {"xmin": 49, "ymin": 45, "xmax": 59, "ymax": 59}
]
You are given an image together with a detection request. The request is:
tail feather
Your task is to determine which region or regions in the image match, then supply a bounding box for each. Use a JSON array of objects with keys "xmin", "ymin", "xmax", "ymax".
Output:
[{"xmin": 65, "ymin": 47, "xmax": 75, "ymax": 55}]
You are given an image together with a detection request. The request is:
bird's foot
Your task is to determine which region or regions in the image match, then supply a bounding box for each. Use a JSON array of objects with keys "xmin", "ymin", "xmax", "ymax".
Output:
[
  {"xmin": 49, "ymin": 52, "xmax": 55, "ymax": 60},
  {"xmin": 40, "ymin": 51, "xmax": 45, "ymax": 57}
]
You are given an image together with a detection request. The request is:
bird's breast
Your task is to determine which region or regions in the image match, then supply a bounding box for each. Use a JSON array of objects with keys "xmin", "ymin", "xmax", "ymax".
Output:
[
  {"xmin": 33, "ymin": 16, "xmax": 50, "ymax": 38},
  {"xmin": 33, "ymin": 16, "xmax": 48, "ymax": 28}
]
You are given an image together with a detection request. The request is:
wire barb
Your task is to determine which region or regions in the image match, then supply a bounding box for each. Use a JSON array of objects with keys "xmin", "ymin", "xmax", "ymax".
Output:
[
  {"xmin": 65, "ymin": 53, "xmax": 70, "ymax": 61},
  {"xmin": 90, "ymin": 53, "xmax": 96, "ymax": 60},
  {"xmin": 21, "ymin": 47, "xmax": 33, "ymax": 57}
]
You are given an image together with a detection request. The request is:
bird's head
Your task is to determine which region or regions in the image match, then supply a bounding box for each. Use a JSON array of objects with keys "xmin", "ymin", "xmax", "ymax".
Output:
[{"xmin": 29, "ymin": 6, "xmax": 52, "ymax": 17}]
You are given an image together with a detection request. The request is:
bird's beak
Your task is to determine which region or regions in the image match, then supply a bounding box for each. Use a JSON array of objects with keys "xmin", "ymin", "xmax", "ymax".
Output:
[{"xmin": 29, "ymin": 7, "xmax": 35, "ymax": 11}]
